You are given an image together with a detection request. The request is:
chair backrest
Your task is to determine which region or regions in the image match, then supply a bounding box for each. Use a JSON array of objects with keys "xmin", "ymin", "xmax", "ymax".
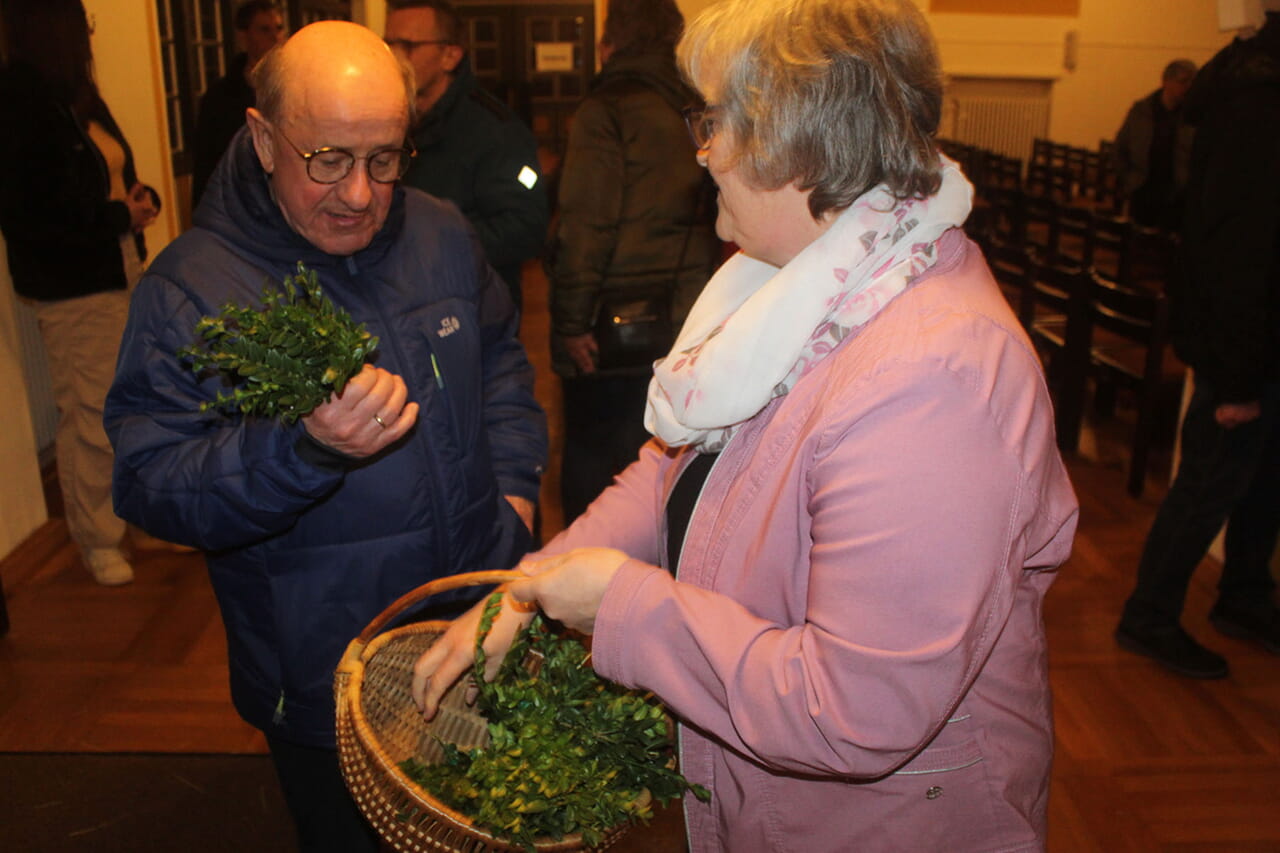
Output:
[
  {"xmin": 1088, "ymin": 213, "xmax": 1135, "ymax": 284},
  {"xmin": 1086, "ymin": 269, "xmax": 1170, "ymax": 383},
  {"xmin": 1026, "ymin": 257, "xmax": 1092, "ymax": 451},
  {"xmin": 1052, "ymin": 203, "xmax": 1096, "ymax": 268},
  {"xmin": 984, "ymin": 236, "xmax": 1036, "ymax": 324}
]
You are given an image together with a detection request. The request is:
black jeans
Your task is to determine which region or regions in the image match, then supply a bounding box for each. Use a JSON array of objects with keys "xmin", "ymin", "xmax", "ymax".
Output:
[
  {"xmin": 560, "ymin": 374, "xmax": 653, "ymax": 524},
  {"xmin": 265, "ymin": 734, "xmax": 381, "ymax": 853},
  {"xmin": 1122, "ymin": 377, "xmax": 1280, "ymax": 630}
]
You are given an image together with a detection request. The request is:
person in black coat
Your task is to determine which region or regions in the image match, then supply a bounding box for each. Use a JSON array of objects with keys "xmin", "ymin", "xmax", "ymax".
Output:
[
  {"xmin": 1117, "ymin": 4, "xmax": 1280, "ymax": 678},
  {"xmin": 190, "ymin": 1, "xmax": 285, "ymax": 206},
  {"xmin": 0, "ymin": 0, "xmax": 160, "ymax": 585}
]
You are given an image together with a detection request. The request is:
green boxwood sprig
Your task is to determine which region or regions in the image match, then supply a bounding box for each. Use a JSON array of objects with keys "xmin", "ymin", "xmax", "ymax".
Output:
[
  {"xmin": 400, "ymin": 592, "xmax": 709, "ymax": 851},
  {"xmin": 179, "ymin": 262, "xmax": 378, "ymax": 424}
]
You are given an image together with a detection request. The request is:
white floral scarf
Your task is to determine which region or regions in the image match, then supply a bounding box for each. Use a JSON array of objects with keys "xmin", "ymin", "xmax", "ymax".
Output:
[{"xmin": 644, "ymin": 155, "xmax": 973, "ymax": 452}]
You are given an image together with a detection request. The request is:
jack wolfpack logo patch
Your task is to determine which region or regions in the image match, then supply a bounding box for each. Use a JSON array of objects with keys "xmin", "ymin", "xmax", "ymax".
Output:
[{"xmin": 437, "ymin": 316, "xmax": 461, "ymax": 337}]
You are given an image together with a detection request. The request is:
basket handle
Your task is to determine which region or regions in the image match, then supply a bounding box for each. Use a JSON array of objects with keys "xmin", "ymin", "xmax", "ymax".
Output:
[{"xmin": 355, "ymin": 569, "xmax": 523, "ymax": 644}]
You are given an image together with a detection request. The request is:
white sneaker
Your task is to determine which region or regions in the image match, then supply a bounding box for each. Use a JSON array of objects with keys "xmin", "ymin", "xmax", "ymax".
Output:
[{"xmin": 83, "ymin": 548, "xmax": 135, "ymax": 586}]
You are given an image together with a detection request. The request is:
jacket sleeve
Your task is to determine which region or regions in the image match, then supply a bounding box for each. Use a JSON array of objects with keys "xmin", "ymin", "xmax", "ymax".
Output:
[
  {"xmin": 1187, "ymin": 88, "xmax": 1280, "ymax": 403},
  {"xmin": 589, "ymin": 362, "xmax": 1065, "ymax": 778},
  {"xmin": 547, "ymin": 96, "xmax": 626, "ymax": 338},
  {"xmin": 104, "ymin": 273, "xmax": 351, "ymax": 551},
  {"xmin": 0, "ymin": 101, "xmax": 132, "ymax": 248},
  {"xmin": 466, "ymin": 120, "xmax": 548, "ymax": 274},
  {"xmin": 474, "ymin": 246, "xmax": 549, "ymax": 502}
]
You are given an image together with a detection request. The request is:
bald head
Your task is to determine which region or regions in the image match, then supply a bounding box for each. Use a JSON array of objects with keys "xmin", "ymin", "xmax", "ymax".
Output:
[
  {"xmin": 244, "ymin": 21, "xmax": 417, "ymax": 256},
  {"xmin": 253, "ymin": 21, "xmax": 413, "ymax": 127}
]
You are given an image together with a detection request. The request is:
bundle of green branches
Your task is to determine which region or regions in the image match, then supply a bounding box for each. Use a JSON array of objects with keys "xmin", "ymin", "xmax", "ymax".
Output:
[
  {"xmin": 180, "ymin": 262, "xmax": 377, "ymax": 424},
  {"xmin": 400, "ymin": 593, "xmax": 709, "ymax": 851}
]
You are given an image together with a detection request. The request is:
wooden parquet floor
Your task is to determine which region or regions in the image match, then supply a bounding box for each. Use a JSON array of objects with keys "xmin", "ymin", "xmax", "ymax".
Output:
[{"xmin": 1, "ymin": 262, "xmax": 1276, "ymax": 851}]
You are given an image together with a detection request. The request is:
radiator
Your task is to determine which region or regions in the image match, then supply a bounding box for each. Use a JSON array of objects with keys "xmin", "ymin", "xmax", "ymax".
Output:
[{"xmin": 946, "ymin": 96, "xmax": 1051, "ymax": 164}]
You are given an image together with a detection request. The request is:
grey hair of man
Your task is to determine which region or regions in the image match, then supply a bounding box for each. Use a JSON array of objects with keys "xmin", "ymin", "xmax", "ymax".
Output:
[
  {"xmin": 678, "ymin": 0, "xmax": 944, "ymax": 219},
  {"xmin": 250, "ymin": 28, "xmax": 416, "ymax": 125},
  {"xmin": 1162, "ymin": 58, "xmax": 1197, "ymax": 83}
]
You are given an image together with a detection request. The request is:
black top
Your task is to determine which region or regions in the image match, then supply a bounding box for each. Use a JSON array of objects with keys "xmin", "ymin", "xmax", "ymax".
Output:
[{"xmin": 665, "ymin": 451, "xmax": 718, "ymax": 573}]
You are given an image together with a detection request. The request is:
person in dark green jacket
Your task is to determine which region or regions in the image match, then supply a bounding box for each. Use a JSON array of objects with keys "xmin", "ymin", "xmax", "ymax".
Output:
[
  {"xmin": 547, "ymin": 0, "xmax": 721, "ymax": 523},
  {"xmin": 385, "ymin": 0, "xmax": 548, "ymax": 311}
]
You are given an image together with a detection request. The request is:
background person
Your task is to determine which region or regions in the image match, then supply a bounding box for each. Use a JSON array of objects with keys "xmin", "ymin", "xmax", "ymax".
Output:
[
  {"xmin": 385, "ymin": 0, "xmax": 547, "ymax": 311},
  {"xmin": 190, "ymin": 0, "xmax": 286, "ymax": 207},
  {"xmin": 104, "ymin": 22, "xmax": 546, "ymax": 852},
  {"xmin": 1116, "ymin": 2, "xmax": 1280, "ymax": 679},
  {"xmin": 547, "ymin": 0, "xmax": 720, "ymax": 523},
  {"xmin": 412, "ymin": 0, "xmax": 1078, "ymax": 850},
  {"xmin": 1111, "ymin": 58, "xmax": 1197, "ymax": 229},
  {"xmin": 0, "ymin": 0, "xmax": 160, "ymax": 586}
]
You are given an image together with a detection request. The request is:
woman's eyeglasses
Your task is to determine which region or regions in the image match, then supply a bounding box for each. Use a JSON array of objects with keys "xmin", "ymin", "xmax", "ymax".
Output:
[{"xmin": 681, "ymin": 105, "xmax": 719, "ymax": 149}]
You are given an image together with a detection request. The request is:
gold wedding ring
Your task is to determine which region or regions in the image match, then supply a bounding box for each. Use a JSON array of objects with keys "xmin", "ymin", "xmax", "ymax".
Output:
[{"xmin": 372, "ymin": 413, "xmax": 388, "ymax": 428}]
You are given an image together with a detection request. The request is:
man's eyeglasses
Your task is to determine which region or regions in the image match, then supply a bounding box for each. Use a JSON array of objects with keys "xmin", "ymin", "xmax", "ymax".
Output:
[
  {"xmin": 682, "ymin": 105, "xmax": 719, "ymax": 149},
  {"xmin": 275, "ymin": 127, "xmax": 416, "ymax": 184},
  {"xmin": 384, "ymin": 37, "xmax": 453, "ymax": 52}
]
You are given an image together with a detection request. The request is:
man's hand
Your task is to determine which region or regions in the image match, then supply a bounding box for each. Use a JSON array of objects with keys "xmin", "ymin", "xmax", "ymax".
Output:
[
  {"xmin": 562, "ymin": 332, "xmax": 599, "ymax": 374},
  {"xmin": 508, "ymin": 547, "xmax": 630, "ymax": 636},
  {"xmin": 301, "ymin": 364, "xmax": 419, "ymax": 457},
  {"xmin": 1215, "ymin": 400, "xmax": 1261, "ymax": 429}
]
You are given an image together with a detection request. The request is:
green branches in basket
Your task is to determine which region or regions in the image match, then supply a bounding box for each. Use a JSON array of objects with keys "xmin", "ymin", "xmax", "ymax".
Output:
[
  {"xmin": 180, "ymin": 262, "xmax": 378, "ymax": 424},
  {"xmin": 400, "ymin": 592, "xmax": 709, "ymax": 851}
]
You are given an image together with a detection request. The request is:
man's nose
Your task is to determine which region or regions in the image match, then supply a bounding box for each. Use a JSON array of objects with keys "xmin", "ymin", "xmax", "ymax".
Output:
[{"xmin": 335, "ymin": 162, "xmax": 374, "ymax": 210}]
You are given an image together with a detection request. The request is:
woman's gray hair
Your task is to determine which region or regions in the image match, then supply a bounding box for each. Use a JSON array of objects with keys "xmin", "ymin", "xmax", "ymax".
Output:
[{"xmin": 678, "ymin": 0, "xmax": 943, "ymax": 218}]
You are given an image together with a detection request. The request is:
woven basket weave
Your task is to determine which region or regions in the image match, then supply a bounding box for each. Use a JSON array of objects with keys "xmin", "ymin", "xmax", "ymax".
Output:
[{"xmin": 334, "ymin": 570, "xmax": 636, "ymax": 852}]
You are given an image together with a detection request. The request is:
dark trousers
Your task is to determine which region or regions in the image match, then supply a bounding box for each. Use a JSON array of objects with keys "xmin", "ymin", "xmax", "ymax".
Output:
[
  {"xmin": 1122, "ymin": 377, "xmax": 1280, "ymax": 629},
  {"xmin": 266, "ymin": 734, "xmax": 381, "ymax": 853},
  {"xmin": 560, "ymin": 374, "xmax": 653, "ymax": 524}
]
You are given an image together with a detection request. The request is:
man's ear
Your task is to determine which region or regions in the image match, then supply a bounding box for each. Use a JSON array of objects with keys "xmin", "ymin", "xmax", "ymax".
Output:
[
  {"xmin": 245, "ymin": 107, "xmax": 276, "ymax": 175},
  {"xmin": 440, "ymin": 44, "xmax": 464, "ymax": 74}
]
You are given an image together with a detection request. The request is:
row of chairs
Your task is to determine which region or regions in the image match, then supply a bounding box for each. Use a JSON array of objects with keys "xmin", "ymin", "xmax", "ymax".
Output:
[
  {"xmin": 979, "ymin": 236, "xmax": 1183, "ymax": 497},
  {"xmin": 973, "ymin": 187, "xmax": 1177, "ymax": 291},
  {"xmin": 1027, "ymin": 137, "xmax": 1123, "ymax": 211}
]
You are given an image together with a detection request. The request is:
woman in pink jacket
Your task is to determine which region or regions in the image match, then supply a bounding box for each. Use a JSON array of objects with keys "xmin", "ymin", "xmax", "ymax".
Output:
[{"xmin": 413, "ymin": 0, "xmax": 1078, "ymax": 849}]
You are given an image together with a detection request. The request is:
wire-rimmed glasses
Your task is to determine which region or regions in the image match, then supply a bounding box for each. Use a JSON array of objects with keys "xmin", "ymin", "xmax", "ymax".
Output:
[{"xmin": 681, "ymin": 105, "xmax": 719, "ymax": 149}]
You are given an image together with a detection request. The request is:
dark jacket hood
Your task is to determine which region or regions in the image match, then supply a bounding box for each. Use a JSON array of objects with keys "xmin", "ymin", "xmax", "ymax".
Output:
[
  {"xmin": 193, "ymin": 127, "xmax": 405, "ymax": 272},
  {"xmin": 1184, "ymin": 13, "xmax": 1280, "ymax": 128},
  {"xmin": 592, "ymin": 51, "xmax": 696, "ymax": 116}
]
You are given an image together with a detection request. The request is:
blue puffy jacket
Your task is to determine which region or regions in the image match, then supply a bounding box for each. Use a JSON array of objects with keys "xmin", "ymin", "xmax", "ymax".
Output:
[{"xmin": 104, "ymin": 130, "xmax": 547, "ymax": 747}]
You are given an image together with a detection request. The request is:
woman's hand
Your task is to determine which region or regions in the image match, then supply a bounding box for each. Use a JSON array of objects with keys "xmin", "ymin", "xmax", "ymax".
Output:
[
  {"xmin": 410, "ymin": 588, "xmax": 536, "ymax": 720},
  {"xmin": 562, "ymin": 332, "xmax": 599, "ymax": 375},
  {"xmin": 126, "ymin": 182, "xmax": 158, "ymax": 232},
  {"xmin": 508, "ymin": 547, "xmax": 630, "ymax": 635}
]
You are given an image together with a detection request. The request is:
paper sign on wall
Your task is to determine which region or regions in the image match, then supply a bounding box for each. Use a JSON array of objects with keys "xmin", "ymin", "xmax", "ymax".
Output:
[{"xmin": 536, "ymin": 42, "xmax": 576, "ymax": 72}]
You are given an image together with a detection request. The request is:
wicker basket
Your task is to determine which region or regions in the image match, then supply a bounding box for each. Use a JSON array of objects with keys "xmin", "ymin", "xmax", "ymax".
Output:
[{"xmin": 334, "ymin": 570, "xmax": 639, "ymax": 853}]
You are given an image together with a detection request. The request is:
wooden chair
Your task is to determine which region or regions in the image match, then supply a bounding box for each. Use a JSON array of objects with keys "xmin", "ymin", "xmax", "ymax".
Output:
[
  {"xmin": 984, "ymin": 236, "xmax": 1036, "ymax": 323},
  {"xmin": 1025, "ymin": 257, "xmax": 1092, "ymax": 452},
  {"xmin": 1025, "ymin": 162, "xmax": 1074, "ymax": 203},
  {"xmin": 1088, "ymin": 212, "xmax": 1135, "ymax": 283},
  {"xmin": 1080, "ymin": 270, "xmax": 1182, "ymax": 496}
]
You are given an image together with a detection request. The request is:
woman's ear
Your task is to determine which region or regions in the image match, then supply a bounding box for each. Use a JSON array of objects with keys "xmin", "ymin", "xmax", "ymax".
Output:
[{"xmin": 245, "ymin": 108, "xmax": 276, "ymax": 175}]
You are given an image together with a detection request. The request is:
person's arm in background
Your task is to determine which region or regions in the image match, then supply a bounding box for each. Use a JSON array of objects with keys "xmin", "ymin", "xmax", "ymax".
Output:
[
  {"xmin": 1188, "ymin": 84, "xmax": 1280, "ymax": 422},
  {"xmin": 547, "ymin": 96, "xmax": 625, "ymax": 375},
  {"xmin": 466, "ymin": 117, "xmax": 549, "ymax": 279}
]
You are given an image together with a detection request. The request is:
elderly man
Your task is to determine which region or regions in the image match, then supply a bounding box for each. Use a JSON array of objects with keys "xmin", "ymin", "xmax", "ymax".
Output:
[
  {"xmin": 104, "ymin": 21, "xmax": 546, "ymax": 852},
  {"xmin": 385, "ymin": 0, "xmax": 548, "ymax": 310},
  {"xmin": 1111, "ymin": 58, "xmax": 1197, "ymax": 229}
]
